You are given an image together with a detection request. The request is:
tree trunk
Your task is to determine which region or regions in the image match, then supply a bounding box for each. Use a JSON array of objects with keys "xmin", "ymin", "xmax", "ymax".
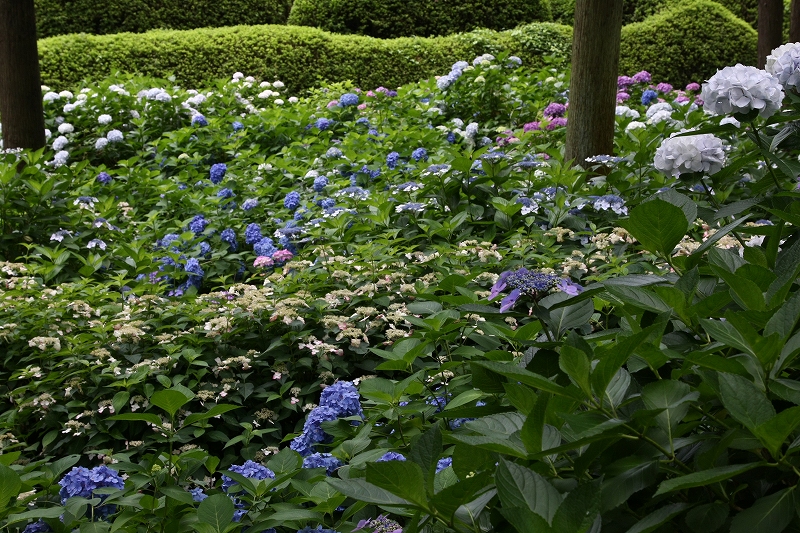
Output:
[
  {"xmin": 758, "ymin": 0, "xmax": 784, "ymax": 68},
  {"xmin": 564, "ymin": 0, "xmax": 624, "ymax": 167},
  {"xmin": 791, "ymin": 0, "xmax": 800, "ymax": 42},
  {"xmin": 0, "ymin": 0, "xmax": 45, "ymax": 150}
]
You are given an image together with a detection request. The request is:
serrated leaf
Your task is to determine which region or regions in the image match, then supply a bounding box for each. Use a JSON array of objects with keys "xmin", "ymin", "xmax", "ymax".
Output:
[
  {"xmin": 718, "ymin": 373, "xmax": 775, "ymax": 430},
  {"xmin": 625, "ymin": 503, "xmax": 688, "ymax": 533},
  {"xmin": 150, "ymin": 389, "xmax": 191, "ymax": 418},
  {"xmin": 622, "ymin": 198, "xmax": 688, "ymax": 256},
  {"xmin": 366, "ymin": 461, "xmax": 429, "ymax": 510},
  {"xmin": 730, "ymin": 487, "xmax": 796, "ymax": 533},
  {"xmin": 601, "ymin": 459, "xmax": 659, "ymax": 511},
  {"xmin": 196, "ymin": 494, "xmax": 233, "ymax": 533},
  {"xmin": 641, "ymin": 380, "xmax": 698, "ymax": 450},
  {"xmin": 496, "ymin": 459, "xmax": 562, "ymax": 523}
]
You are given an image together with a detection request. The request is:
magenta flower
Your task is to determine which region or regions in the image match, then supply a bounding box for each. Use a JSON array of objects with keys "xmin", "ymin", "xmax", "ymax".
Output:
[
  {"xmin": 253, "ymin": 256, "xmax": 273, "ymax": 268},
  {"xmin": 546, "ymin": 117, "xmax": 567, "ymax": 130},
  {"xmin": 685, "ymin": 82, "xmax": 701, "ymax": 92},
  {"xmin": 523, "ymin": 121, "xmax": 541, "ymax": 132},
  {"xmin": 617, "ymin": 92, "xmax": 630, "ymax": 102},
  {"xmin": 632, "ymin": 70, "xmax": 651, "ymax": 83},
  {"xmin": 656, "ymin": 82, "xmax": 673, "ymax": 93}
]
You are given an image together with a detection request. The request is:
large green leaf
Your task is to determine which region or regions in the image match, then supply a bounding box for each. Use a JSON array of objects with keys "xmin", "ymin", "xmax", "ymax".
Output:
[
  {"xmin": 409, "ymin": 423, "xmax": 442, "ymax": 480},
  {"xmin": 196, "ymin": 494, "xmax": 234, "ymax": 533},
  {"xmin": 752, "ymin": 406, "xmax": 800, "ymax": 457},
  {"xmin": 718, "ymin": 373, "xmax": 775, "ymax": 431},
  {"xmin": 654, "ymin": 462, "xmax": 764, "ymax": 495},
  {"xmin": 366, "ymin": 461, "xmax": 429, "ymax": 510},
  {"xmin": 641, "ymin": 380, "xmax": 698, "ymax": 449},
  {"xmin": 0, "ymin": 463, "xmax": 21, "ymax": 511},
  {"xmin": 559, "ymin": 345, "xmax": 592, "ymax": 398},
  {"xmin": 326, "ymin": 478, "xmax": 411, "ymax": 507},
  {"xmin": 625, "ymin": 503, "xmax": 689, "ymax": 533},
  {"xmin": 621, "ymin": 198, "xmax": 688, "ymax": 256},
  {"xmin": 150, "ymin": 389, "xmax": 192, "ymax": 418},
  {"xmin": 108, "ymin": 413, "xmax": 163, "ymax": 426},
  {"xmin": 550, "ymin": 480, "xmax": 602, "ymax": 533},
  {"xmin": 601, "ymin": 458, "xmax": 659, "ymax": 511},
  {"xmin": 500, "ymin": 506, "xmax": 553, "ymax": 533},
  {"xmin": 685, "ymin": 502, "xmax": 729, "ymax": 533},
  {"xmin": 495, "ymin": 459, "xmax": 562, "ymax": 524},
  {"xmin": 730, "ymin": 487, "xmax": 796, "ymax": 533},
  {"xmin": 605, "ymin": 285, "xmax": 673, "ymax": 313},
  {"xmin": 183, "ymin": 404, "xmax": 241, "ymax": 426},
  {"xmin": 471, "ymin": 361, "xmax": 580, "ymax": 400}
]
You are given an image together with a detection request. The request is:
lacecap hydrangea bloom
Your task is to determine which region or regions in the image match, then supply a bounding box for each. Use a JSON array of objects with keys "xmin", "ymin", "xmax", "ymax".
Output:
[
  {"xmin": 489, "ymin": 268, "xmax": 566, "ymax": 312},
  {"xmin": 654, "ymin": 133, "xmax": 726, "ymax": 177},
  {"xmin": 701, "ymin": 64, "xmax": 784, "ymax": 118},
  {"xmin": 354, "ymin": 515, "xmax": 403, "ymax": 533}
]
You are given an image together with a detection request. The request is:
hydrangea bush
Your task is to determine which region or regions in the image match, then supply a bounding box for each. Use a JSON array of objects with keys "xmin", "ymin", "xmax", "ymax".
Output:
[{"xmin": 3, "ymin": 47, "xmax": 800, "ymax": 532}]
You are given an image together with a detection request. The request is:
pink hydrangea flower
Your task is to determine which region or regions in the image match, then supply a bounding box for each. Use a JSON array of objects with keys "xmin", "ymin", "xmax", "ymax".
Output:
[
  {"xmin": 254, "ymin": 256, "xmax": 273, "ymax": 268},
  {"xmin": 272, "ymin": 249, "xmax": 294, "ymax": 263},
  {"xmin": 327, "ymin": 100, "xmax": 339, "ymax": 108}
]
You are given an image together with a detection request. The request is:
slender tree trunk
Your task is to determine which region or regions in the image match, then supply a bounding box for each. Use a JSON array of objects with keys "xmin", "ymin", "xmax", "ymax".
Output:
[
  {"xmin": 564, "ymin": 0, "xmax": 624, "ymax": 167},
  {"xmin": 0, "ymin": 0, "xmax": 45, "ymax": 150},
  {"xmin": 758, "ymin": 0, "xmax": 784, "ymax": 68},
  {"xmin": 791, "ymin": 0, "xmax": 800, "ymax": 42}
]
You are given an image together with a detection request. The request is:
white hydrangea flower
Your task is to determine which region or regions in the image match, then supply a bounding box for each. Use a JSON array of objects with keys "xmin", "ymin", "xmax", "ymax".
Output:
[
  {"xmin": 43, "ymin": 91, "xmax": 60, "ymax": 102},
  {"xmin": 288, "ymin": 96, "xmax": 298, "ymax": 104},
  {"xmin": 98, "ymin": 114, "xmax": 112, "ymax": 125},
  {"xmin": 130, "ymin": 110, "xmax": 140, "ymax": 119},
  {"xmin": 50, "ymin": 150, "xmax": 69, "ymax": 167},
  {"xmin": 52, "ymin": 135, "xmax": 68, "ymax": 151},
  {"xmin": 95, "ymin": 138, "xmax": 109, "ymax": 150},
  {"xmin": 63, "ymin": 103, "xmax": 76, "ymax": 113},
  {"xmin": 44, "ymin": 129, "xmax": 51, "ymax": 139},
  {"xmin": 58, "ymin": 90, "xmax": 73, "ymax": 99},
  {"xmin": 273, "ymin": 81, "xmax": 285, "ymax": 89},
  {"xmin": 701, "ymin": 64, "xmax": 784, "ymax": 118},
  {"xmin": 766, "ymin": 43, "xmax": 800, "ymax": 91},
  {"xmin": 274, "ymin": 99, "xmax": 284, "ymax": 105},
  {"xmin": 465, "ymin": 122, "xmax": 479, "ymax": 138},
  {"xmin": 720, "ymin": 116, "xmax": 741, "ymax": 128},
  {"xmin": 232, "ymin": 72, "xmax": 244, "ymax": 80},
  {"xmin": 615, "ymin": 105, "xmax": 640, "ymax": 119},
  {"xmin": 57, "ymin": 122, "xmax": 74, "ymax": 134},
  {"xmin": 654, "ymin": 133, "xmax": 726, "ymax": 177},
  {"xmin": 766, "ymin": 42, "xmax": 800, "ymax": 72},
  {"xmin": 625, "ymin": 121, "xmax": 646, "ymax": 132},
  {"xmin": 106, "ymin": 129, "xmax": 123, "ymax": 143},
  {"xmin": 647, "ymin": 110, "xmax": 674, "ymax": 125},
  {"xmin": 260, "ymin": 81, "xmax": 271, "ymax": 88},
  {"xmin": 646, "ymin": 102, "xmax": 673, "ymax": 119}
]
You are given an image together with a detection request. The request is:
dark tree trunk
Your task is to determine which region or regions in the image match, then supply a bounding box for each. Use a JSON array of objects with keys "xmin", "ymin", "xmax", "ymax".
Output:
[
  {"xmin": 758, "ymin": 0, "xmax": 784, "ymax": 68},
  {"xmin": 791, "ymin": 0, "xmax": 800, "ymax": 42},
  {"xmin": 564, "ymin": 0, "xmax": 624, "ymax": 167},
  {"xmin": 0, "ymin": 0, "xmax": 45, "ymax": 150}
]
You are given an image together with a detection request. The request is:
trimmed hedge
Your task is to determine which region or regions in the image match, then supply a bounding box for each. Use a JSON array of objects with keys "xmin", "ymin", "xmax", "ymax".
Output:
[
  {"xmin": 34, "ymin": 0, "xmax": 293, "ymax": 38},
  {"xmin": 37, "ymin": 23, "xmax": 573, "ymax": 93},
  {"xmin": 286, "ymin": 0, "xmax": 552, "ymax": 38},
  {"xmin": 619, "ymin": 0, "xmax": 757, "ymax": 87},
  {"xmin": 623, "ymin": 0, "xmax": 757, "ymax": 26}
]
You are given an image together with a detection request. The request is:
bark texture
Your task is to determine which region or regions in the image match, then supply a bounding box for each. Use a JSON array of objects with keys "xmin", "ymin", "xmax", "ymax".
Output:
[
  {"xmin": 757, "ymin": 0, "xmax": 784, "ymax": 68},
  {"xmin": 0, "ymin": 0, "xmax": 45, "ymax": 150},
  {"xmin": 564, "ymin": 0, "xmax": 624, "ymax": 167},
  {"xmin": 791, "ymin": 0, "xmax": 800, "ymax": 43}
]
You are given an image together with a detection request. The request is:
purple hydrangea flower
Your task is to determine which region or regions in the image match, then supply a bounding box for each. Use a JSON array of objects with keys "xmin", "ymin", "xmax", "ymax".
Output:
[
  {"xmin": 685, "ymin": 82, "xmax": 701, "ymax": 92},
  {"xmin": 354, "ymin": 515, "xmax": 402, "ymax": 533},
  {"xmin": 189, "ymin": 487, "xmax": 208, "ymax": 502},
  {"xmin": 546, "ymin": 117, "xmax": 567, "ymax": 130},
  {"xmin": 557, "ymin": 278, "xmax": 583, "ymax": 296},
  {"xmin": 523, "ymin": 121, "xmax": 541, "ymax": 132},
  {"xmin": 617, "ymin": 75, "xmax": 634, "ymax": 89},
  {"xmin": 184, "ymin": 258, "xmax": 204, "ymax": 278},
  {"xmin": 543, "ymin": 102, "xmax": 567, "ymax": 118},
  {"xmin": 632, "ymin": 71, "xmax": 652, "ymax": 83},
  {"xmin": 242, "ymin": 198, "xmax": 259, "ymax": 211},
  {"xmin": 210, "ymin": 163, "xmax": 227, "ymax": 184},
  {"xmin": 315, "ymin": 118, "xmax": 333, "ymax": 131},
  {"xmin": 656, "ymin": 82, "xmax": 673, "ymax": 93},
  {"xmin": 96, "ymin": 171, "xmax": 112, "ymax": 185},
  {"xmin": 22, "ymin": 520, "xmax": 52, "ymax": 533}
]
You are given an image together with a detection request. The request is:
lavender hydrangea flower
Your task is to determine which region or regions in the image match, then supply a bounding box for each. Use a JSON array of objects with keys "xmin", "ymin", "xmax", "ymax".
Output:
[
  {"xmin": 354, "ymin": 515, "xmax": 402, "ymax": 533},
  {"xmin": 315, "ymin": 118, "xmax": 333, "ymax": 131},
  {"xmin": 543, "ymin": 102, "xmax": 567, "ymax": 118},
  {"xmin": 242, "ymin": 198, "xmax": 259, "ymax": 211},
  {"xmin": 96, "ymin": 171, "xmax": 112, "ymax": 185},
  {"xmin": 490, "ymin": 268, "xmax": 559, "ymax": 312},
  {"xmin": 189, "ymin": 487, "xmax": 208, "ymax": 502},
  {"xmin": 436, "ymin": 457, "xmax": 453, "ymax": 473},
  {"xmin": 301, "ymin": 406, "xmax": 339, "ymax": 444},
  {"xmin": 656, "ymin": 82, "xmax": 673, "ymax": 93},
  {"xmin": 325, "ymin": 147, "xmax": 343, "ymax": 158},
  {"xmin": 386, "ymin": 151, "xmax": 400, "ymax": 169},
  {"xmin": 593, "ymin": 194, "xmax": 627, "ymax": 215},
  {"xmin": 701, "ymin": 64, "xmax": 783, "ymax": 118},
  {"xmin": 654, "ymin": 133, "xmax": 726, "ymax": 177},
  {"xmin": 192, "ymin": 114, "xmax": 208, "ymax": 126},
  {"xmin": 313, "ymin": 175, "xmax": 329, "ymax": 192},
  {"xmin": 302, "ymin": 453, "xmax": 344, "ymax": 475},
  {"xmin": 766, "ymin": 42, "xmax": 800, "ymax": 91},
  {"xmin": 217, "ymin": 188, "xmax": 235, "ymax": 199},
  {"xmin": 632, "ymin": 71, "xmax": 651, "ymax": 83},
  {"xmin": 22, "ymin": 520, "xmax": 52, "ymax": 533},
  {"xmin": 232, "ymin": 121, "xmax": 244, "ymax": 131},
  {"xmin": 209, "ymin": 163, "xmax": 227, "ymax": 184}
]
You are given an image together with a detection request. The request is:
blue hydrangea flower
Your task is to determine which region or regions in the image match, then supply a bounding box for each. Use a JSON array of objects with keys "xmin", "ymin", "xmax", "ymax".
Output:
[
  {"xmin": 232, "ymin": 121, "xmax": 244, "ymax": 131},
  {"xmin": 244, "ymin": 223, "xmax": 262, "ymax": 245},
  {"xmin": 188, "ymin": 215, "xmax": 208, "ymax": 235},
  {"xmin": 325, "ymin": 147, "xmax": 343, "ymax": 158},
  {"xmin": 318, "ymin": 198, "xmax": 336, "ymax": 209},
  {"xmin": 339, "ymin": 93, "xmax": 359, "ymax": 106},
  {"xmin": 320, "ymin": 381, "xmax": 363, "ymax": 418},
  {"xmin": 354, "ymin": 515, "xmax": 402, "ymax": 533},
  {"xmin": 221, "ymin": 228, "xmax": 237, "ymax": 251},
  {"xmin": 210, "ymin": 163, "xmax": 227, "ymax": 184},
  {"xmin": 302, "ymin": 405, "xmax": 339, "ymax": 444},
  {"xmin": 58, "ymin": 465, "xmax": 125, "ymax": 519},
  {"xmin": 412, "ymin": 148, "xmax": 428, "ymax": 162},
  {"xmin": 593, "ymin": 194, "xmax": 627, "ymax": 215},
  {"xmin": 315, "ymin": 118, "xmax": 333, "ymax": 131},
  {"xmin": 641, "ymin": 89, "xmax": 659, "ymax": 106},
  {"xmin": 356, "ymin": 117, "xmax": 370, "ymax": 126},
  {"xmin": 242, "ymin": 198, "xmax": 259, "ymax": 211},
  {"xmin": 184, "ymin": 258, "xmax": 204, "ymax": 278},
  {"xmin": 313, "ymin": 175, "xmax": 329, "ymax": 192},
  {"xmin": 284, "ymin": 191, "xmax": 301, "ymax": 211},
  {"xmin": 386, "ymin": 151, "xmax": 400, "ymax": 169},
  {"xmin": 189, "ymin": 487, "xmax": 208, "ymax": 502},
  {"xmin": 557, "ymin": 278, "xmax": 583, "ymax": 296},
  {"xmin": 446, "ymin": 131, "xmax": 457, "ymax": 143},
  {"xmin": 302, "ymin": 453, "xmax": 344, "ymax": 475},
  {"xmin": 290, "ymin": 433, "xmax": 315, "ymax": 457},
  {"xmin": 158, "ymin": 234, "xmax": 181, "ymax": 249},
  {"xmin": 254, "ymin": 237, "xmax": 277, "ymax": 257},
  {"xmin": 192, "ymin": 114, "xmax": 208, "ymax": 126},
  {"xmin": 198, "ymin": 242, "xmax": 211, "ymax": 255},
  {"xmin": 376, "ymin": 452, "xmax": 406, "ymax": 462},
  {"xmin": 96, "ymin": 172, "xmax": 112, "ymax": 185},
  {"xmin": 297, "ymin": 526, "xmax": 340, "ymax": 533},
  {"xmin": 22, "ymin": 520, "xmax": 52, "ymax": 533},
  {"xmin": 217, "ymin": 188, "xmax": 235, "ymax": 199},
  {"xmin": 436, "ymin": 457, "xmax": 452, "ymax": 473},
  {"xmin": 221, "ymin": 460, "xmax": 275, "ymax": 494}
]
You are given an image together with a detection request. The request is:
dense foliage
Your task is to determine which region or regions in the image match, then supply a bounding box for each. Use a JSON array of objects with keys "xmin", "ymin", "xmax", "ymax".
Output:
[
  {"xmin": 36, "ymin": 22, "xmax": 572, "ymax": 95},
  {"xmin": 33, "ymin": 0, "xmax": 292, "ymax": 38},
  {"xmin": 286, "ymin": 0, "xmax": 552, "ymax": 38},
  {"xmin": 7, "ymin": 34, "xmax": 800, "ymax": 533}
]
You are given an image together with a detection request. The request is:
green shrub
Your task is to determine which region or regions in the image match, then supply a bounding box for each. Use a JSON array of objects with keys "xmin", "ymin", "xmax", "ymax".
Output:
[
  {"xmin": 621, "ymin": 0, "xmax": 757, "ymax": 25},
  {"xmin": 619, "ymin": 0, "xmax": 757, "ymax": 87},
  {"xmin": 286, "ymin": 0, "xmax": 552, "ymax": 38},
  {"xmin": 38, "ymin": 22, "xmax": 572, "ymax": 93},
  {"xmin": 34, "ymin": 0, "xmax": 293, "ymax": 38},
  {"xmin": 549, "ymin": 0, "xmax": 574, "ymax": 24}
]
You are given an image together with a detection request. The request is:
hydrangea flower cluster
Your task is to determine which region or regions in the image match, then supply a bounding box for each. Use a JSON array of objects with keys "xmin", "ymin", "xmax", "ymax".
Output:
[
  {"xmin": 284, "ymin": 191, "xmax": 301, "ymax": 211},
  {"xmin": 354, "ymin": 515, "xmax": 403, "ymax": 533},
  {"xmin": 244, "ymin": 223, "xmax": 262, "ymax": 245},
  {"xmin": 221, "ymin": 460, "xmax": 275, "ymax": 494},
  {"xmin": 436, "ymin": 457, "xmax": 453, "ymax": 473},
  {"xmin": 58, "ymin": 465, "xmax": 125, "ymax": 519},
  {"xmin": 96, "ymin": 171, "xmax": 112, "ymax": 185},
  {"xmin": 411, "ymin": 148, "xmax": 428, "ymax": 162},
  {"xmin": 376, "ymin": 451, "xmax": 406, "ymax": 462},
  {"xmin": 436, "ymin": 60, "xmax": 469, "ymax": 90},
  {"xmin": 701, "ymin": 64, "xmax": 784, "ymax": 118},
  {"xmin": 593, "ymin": 194, "xmax": 628, "ymax": 215},
  {"xmin": 291, "ymin": 381, "xmax": 363, "ymax": 456},
  {"xmin": 653, "ymin": 133, "xmax": 726, "ymax": 177},
  {"xmin": 766, "ymin": 42, "xmax": 800, "ymax": 91},
  {"xmin": 302, "ymin": 452, "xmax": 344, "ymax": 475},
  {"xmin": 489, "ymin": 268, "xmax": 565, "ymax": 312},
  {"xmin": 543, "ymin": 102, "xmax": 566, "ymax": 118},
  {"xmin": 339, "ymin": 93, "xmax": 359, "ymax": 106},
  {"xmin": 210, "ymin": 163, "xmax": 227, "ymax": 184},
  {"xmin": 641, "ymin": 90, "xmax": 659, "ymax": 105},
  {"xmin": 319, "ymin": 381, "xmax": 363, "ymax": 418},
  {"xmin": 188, "ymin": 215, "xmax": 208, "ymax": 235}
]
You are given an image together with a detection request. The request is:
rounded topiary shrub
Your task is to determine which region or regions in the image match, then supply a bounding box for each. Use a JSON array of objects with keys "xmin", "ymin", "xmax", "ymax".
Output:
[
  {"xmin": 34, "ymin": 0, "xmax": 293, "ymax": 38},
  {"xmin": 286, "ymin": 0, "xmax": 553, "ymax": 38},
  {"xmin": 622, "ymin": 0, "xmax": 757, "ymax": 26},
  {"xmin": 619, "ymin": 0, "xmax": 757, "ymax": 87}
]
